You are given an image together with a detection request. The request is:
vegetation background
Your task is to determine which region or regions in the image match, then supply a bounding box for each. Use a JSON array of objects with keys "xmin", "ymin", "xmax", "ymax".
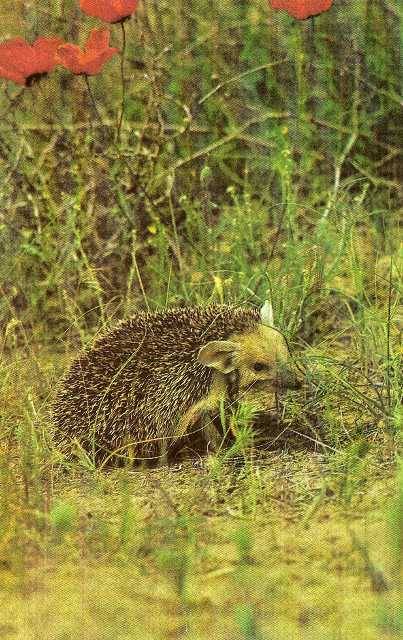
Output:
[{"xmin": 0, "ymin": 1, "xmax": 401, "ymax": 639}]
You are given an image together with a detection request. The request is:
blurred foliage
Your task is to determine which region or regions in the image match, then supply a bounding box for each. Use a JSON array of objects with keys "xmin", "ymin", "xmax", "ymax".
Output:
[{"xmin": 0, "ymin": 0, "xmax": 401, "ymax": 344}]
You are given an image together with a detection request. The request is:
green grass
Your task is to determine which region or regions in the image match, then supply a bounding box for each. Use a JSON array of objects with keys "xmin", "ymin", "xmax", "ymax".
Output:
[
  {"xmin": 0, "ymin": 440, "xmax": 400, "ymax": 639},
  {"xmin": 0, "ymin": 310, "xmax": 401, "ymax": 637},
  {"xmin": 0, "ymin": 0, "xmax": 402, "ymax": 637}
]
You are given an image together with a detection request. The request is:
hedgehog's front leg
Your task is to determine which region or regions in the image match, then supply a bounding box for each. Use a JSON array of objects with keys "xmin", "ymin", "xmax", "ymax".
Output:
[{"xmin": 172, "ymin": 375, "xmax": 229, "ymax": 456}]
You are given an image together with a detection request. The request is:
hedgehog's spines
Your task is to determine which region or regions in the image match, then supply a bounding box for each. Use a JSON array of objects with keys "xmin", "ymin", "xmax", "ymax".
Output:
[{"xmin": 52, "ymin": 304, "xmax": 261, "ymax": 463}]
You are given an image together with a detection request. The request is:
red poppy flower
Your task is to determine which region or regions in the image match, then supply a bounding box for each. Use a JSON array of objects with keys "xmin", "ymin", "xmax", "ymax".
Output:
[
  {"xmin": 269, "ymin": 0, "xmax": 333, "ymax": 20},
  {"xmin": 79, "ymin": 0, "xmax": 139, "ymax": 24},
  {"xmin": 0, "ymin": 36, "xmax": 64, "ymax": 86},
  {"xmin": 56, "ymin": 28, "xmax": 119, "ymax": 76}
]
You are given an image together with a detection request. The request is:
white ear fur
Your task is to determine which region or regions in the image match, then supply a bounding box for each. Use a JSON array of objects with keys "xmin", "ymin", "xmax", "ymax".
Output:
[{"xmin": 260, "ymin": 300, "xmax": 274, "ymax": 327}]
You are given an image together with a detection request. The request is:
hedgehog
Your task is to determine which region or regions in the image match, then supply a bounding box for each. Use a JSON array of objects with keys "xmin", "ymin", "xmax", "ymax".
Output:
[{"xmin": 52, "ymin": 303, "xmax": 302, "ymax": 465}]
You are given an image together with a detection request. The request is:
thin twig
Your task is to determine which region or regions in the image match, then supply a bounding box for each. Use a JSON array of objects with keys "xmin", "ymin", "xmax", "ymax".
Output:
[
  {"xmin": 310, "ymin": 116, "xmax": 401, "ymax": 155},
  {"xmin": 198, "ymin": 59, "xmax": 288, "ymax": 105},
  {"xmin": 131, "ymin": 228, "xmax": 150, "ymax": 311},
  {"xmin": 321, "ymin": 46, "xmax": 361, "ymax": 238},
  {"xmin": 84, "ymin": 75, "xmax": 102, "ymax": 124},
  {"xmin": 386, "ymin": 257, "xmax": 393, "ymax": 416},
  {"xmin": 171, "ymin": 110, "xmax": 289, "ymax": 171}
]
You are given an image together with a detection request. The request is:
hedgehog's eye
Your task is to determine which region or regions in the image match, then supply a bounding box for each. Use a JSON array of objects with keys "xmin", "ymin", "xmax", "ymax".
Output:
[{"xmin": 253, "ymin": 362, "xmax": 266, "ymax": 372}]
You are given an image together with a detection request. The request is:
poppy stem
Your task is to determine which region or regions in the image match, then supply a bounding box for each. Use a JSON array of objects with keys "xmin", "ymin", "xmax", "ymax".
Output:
[
  {"xmin": 84, "ymin": 75, "xmax": 102, "ymax": 124},
  {"xmin": 116, "ymin": 21, "xmax": 127, "ymax": 144}
]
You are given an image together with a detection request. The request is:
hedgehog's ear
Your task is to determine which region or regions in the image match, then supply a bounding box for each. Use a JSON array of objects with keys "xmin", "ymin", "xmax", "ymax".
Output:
[{"xmin": 197, "ymin": 340, "xmax": 239, "ymax": 374}]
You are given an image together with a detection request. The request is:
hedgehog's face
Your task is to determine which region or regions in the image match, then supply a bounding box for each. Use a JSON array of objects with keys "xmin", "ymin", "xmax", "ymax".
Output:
[{"xmin": 198, "ymin": 324, "xmax": 302, "ymax": 413}]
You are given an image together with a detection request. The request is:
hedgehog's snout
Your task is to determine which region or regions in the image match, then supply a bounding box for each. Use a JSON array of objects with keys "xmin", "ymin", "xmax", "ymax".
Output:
[{"xmin": 274, "ymin": 367, "xmax": 303, "ymax": 391}]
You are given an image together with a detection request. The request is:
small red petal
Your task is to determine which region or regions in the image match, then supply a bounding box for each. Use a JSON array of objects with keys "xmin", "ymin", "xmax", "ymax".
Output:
[
  {"xmin": 269, "ymin": 0, "xmax": 333, "ymax": 20},
  {"xmin": 85, "ymin": 28, "xmax": 111, "ymax": 53},
  {"xmin": 56, "ymin": 44, "xmax": 85, "ymax": 75},
  {"xmin": 0, "ymin": 38, "xmax": 32, "ymax": 76},
  {"xmin": 56, "ymin": 32, "xmax": 118, "ymax": 76},
  {"xmin": 81, "ymin": 48, "xmax": 119, "ymax": 75},
  {"xmin": 0, "ymin": 62, "xmax": 26, "ymax": 85},
  {"xmin": 80, "ymin": 0, "xmax": 138, "ymax": 23},
  {"xmin": 32, "ymin": 37, "xmax": 65, "ymax": 73}
]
